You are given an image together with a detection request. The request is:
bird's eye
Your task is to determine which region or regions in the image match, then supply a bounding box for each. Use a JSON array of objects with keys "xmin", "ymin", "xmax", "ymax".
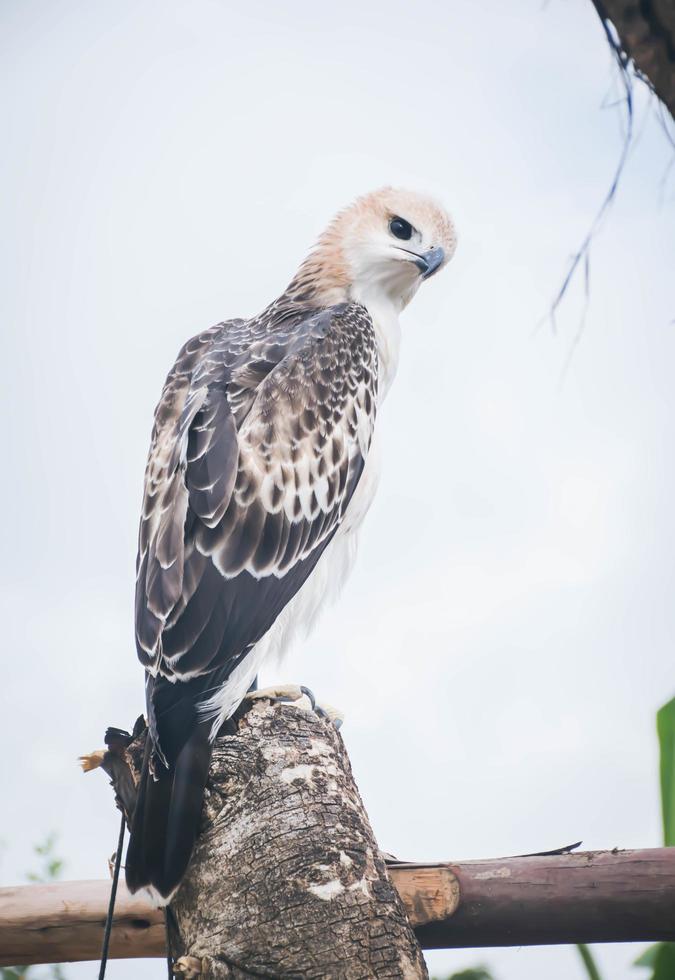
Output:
[{"xmin": 389, "ymin": 216, "xmax": 413, "ymax": 241}]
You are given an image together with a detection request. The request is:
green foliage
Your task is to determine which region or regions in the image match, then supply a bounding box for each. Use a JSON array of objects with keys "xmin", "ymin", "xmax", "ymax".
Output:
[
  {"xmin": 0, "ymin": 837, "xmax": 67, "ymax": 980},
  {"xmin": 633, "ymin": 696, "xmax": 675, "ymax": 980},
  {"xmin": 434, "ymin": 969, "xmax": 496, "ymax": 980},
  {"xmin": 577, "ymin": 945, "xmax": 603, "ymax": 980},
  {"xmin": 657, "ymin": 698, "xmax": 675, "ymax": 847},
  {"xmin": 635, "ymin": 947, "xmax": 661, "ymax": 969},
  {"xmin": 0, "ymin": 968, "xmax": 67, "ymax": 980},
  {"xmin": 26, "ymin": 835, "xmax": 64, "ymax": 885},
  {"xmin": 576, "ymin": 696, "xmax": 675, "ymax": 980},
  {"xmin": 634, "ymin": 943, "xmax": 675, "ymax": 979}
]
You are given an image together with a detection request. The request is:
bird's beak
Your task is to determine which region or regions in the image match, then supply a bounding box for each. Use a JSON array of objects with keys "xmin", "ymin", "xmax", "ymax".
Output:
[{"xmin": 414, "ymin": 246, "xmax": 445, "ymax": 280}]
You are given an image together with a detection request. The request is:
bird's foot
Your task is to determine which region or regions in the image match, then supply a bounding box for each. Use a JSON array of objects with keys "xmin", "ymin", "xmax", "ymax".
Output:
[
  {"xmin": 244, "ymin": 684, "xmax": 343, "ymax": 729},
  {"xmin": 245, "ymin": 683, "xmax": 305, "ymax": 705},
  {"xmin": 79, "ymin": 749, "xmax": 106, "ymax": 772},
  {"xmin": 172, "ymin": 955, "xmax": 205, "ymax": 978}
]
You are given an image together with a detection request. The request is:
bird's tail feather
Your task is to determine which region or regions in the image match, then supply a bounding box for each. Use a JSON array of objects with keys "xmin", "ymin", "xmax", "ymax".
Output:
[{"xmin": 125, "ymin": 729, "xmax": 212, "ymax": 899}]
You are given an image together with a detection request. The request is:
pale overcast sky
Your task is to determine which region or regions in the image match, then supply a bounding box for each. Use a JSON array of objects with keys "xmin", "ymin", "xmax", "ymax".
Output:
[{"xmin": 1, "ymin": 1, "xmax": 674, "ymax": 978}]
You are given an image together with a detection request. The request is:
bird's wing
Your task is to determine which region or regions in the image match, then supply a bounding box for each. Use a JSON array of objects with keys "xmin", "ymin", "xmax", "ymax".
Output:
[{"xmin": 135, "ymin": 302, "xmax": 378, "ymax": 699}]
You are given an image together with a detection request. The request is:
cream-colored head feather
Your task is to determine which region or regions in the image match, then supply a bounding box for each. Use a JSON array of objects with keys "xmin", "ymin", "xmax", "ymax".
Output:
[{"xmin": 290, "ymin": 187, "xmax": 457, "ymax": 310}]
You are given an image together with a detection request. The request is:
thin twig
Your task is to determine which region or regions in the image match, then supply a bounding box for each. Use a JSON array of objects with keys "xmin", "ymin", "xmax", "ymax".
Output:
[
  {"xmin": 546, "ymin": 16, "xmax": 635, "ymax": 333},
  {"xmin": 538, "ymin": 8, "xmax": 637, "ymax": 370}
]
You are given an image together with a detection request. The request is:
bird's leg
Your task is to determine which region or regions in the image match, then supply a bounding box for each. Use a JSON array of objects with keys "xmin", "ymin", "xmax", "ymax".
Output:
[{"xmin": 244, "ymin": 684, "xmax": 343, "ymax": 729}]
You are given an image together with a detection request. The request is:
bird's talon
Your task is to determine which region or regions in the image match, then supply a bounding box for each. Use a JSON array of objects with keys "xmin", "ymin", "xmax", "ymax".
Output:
[
  {"xmin": 299, "ymin": 688, "xmax": 343, "ymax": 728},
  {"xmin": 311, "ymin": 698, "xmax": 345, "ymax": 728},
  {"xmin": 300, "ymin": 686, "xmax": 317, "ymax": 710},
  {"xmin": 242, "ymin": 683, "xmax": 343, "ymax": 726}
]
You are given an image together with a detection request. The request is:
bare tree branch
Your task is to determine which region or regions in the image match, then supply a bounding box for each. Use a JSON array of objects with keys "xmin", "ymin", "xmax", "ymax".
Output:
[{"xmin": 590, "ymin": 0, "xmax": 675, "ymax": 119}]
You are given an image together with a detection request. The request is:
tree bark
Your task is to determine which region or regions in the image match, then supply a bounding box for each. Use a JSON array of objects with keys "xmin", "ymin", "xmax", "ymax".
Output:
[
  {"xmin": 590, "ymin": 0, "xmax": 675, "ymax": 118},
  {"xmin": 100, "ymin": 698, "xmax": 428, "ymax": 979}
]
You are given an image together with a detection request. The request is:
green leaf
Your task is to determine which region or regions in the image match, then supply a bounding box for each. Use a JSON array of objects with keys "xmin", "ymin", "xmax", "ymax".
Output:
[
  {"xmin": 577, "ymin": 944, "xmax": 603, "ymax": 980},
  {"xmin": 46, "ymin": 859, "xmax": 63, "ymax": 881},
  {"xmin": 657, "ymin": 697, "xmax": 675, "ymax": 846},
  {"xmin": 632, "ymin": 700, "xmax": 675, "ymax": 978},
  {"xmin": 34, "ymin": 833, "xmax": 56, "ymax": 858},
  {"xmin": 652, "ymin": 944, "xmax": 675, "ymax": 979},
  {"xmin": 634, "ymin": 944, "xmax": 661, "ymax": 968},
  {"xmin": 631, "ymin": 942, "xmax": 675, "ymax": 976}
]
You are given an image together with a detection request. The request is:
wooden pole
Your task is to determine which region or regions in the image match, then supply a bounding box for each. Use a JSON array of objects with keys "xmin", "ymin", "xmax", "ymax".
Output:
[
  {"xmin": 2, "ymin": 848, "xmax": 675, "ymax": 966},
  {"xmin": 410, "ymin": 847, "xmax": 675, "ymax": 948}
]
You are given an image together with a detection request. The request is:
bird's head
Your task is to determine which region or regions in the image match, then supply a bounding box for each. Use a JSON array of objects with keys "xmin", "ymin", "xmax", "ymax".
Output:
[{"xmin": 292, "ymin": 187, "xmax": 457, "ymax": 311}]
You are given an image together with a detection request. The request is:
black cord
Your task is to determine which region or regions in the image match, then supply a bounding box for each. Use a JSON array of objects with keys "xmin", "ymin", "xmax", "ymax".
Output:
[
  {"xmin": 165, "ymin": 906, "xmax": 174, "ymax": 978},
  {"xmin": 98, "ymin": 812, "xmax": 126, "ymax": 980}
]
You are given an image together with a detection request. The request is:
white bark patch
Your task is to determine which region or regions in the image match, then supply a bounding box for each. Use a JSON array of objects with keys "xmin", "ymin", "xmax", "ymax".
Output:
[
  {"xmin": 279, "ymin": 763, "xmax": 316, "ymax": 784},
  {"xmin": 339, "ymin": 851, "xmax": 353, "ymax": 867},
  {"xmin": 308, "ymin": 879, "xmax": 345, "ymax": 901},
  {"xmin": 308, "ymin": 737, "xmax": 341, "ymax": 764},
  {"xmin": 348, "ymin": 876, "xmax": 371, "ymax": 898}
]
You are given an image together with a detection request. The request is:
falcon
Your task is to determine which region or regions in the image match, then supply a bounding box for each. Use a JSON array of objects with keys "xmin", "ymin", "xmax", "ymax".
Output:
[{"xmin": 126, "ymin": 187, "xmax": 457, "ymax": 898}]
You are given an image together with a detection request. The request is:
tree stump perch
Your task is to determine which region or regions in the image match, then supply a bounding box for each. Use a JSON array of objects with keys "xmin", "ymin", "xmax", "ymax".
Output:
[{"xmin": 95, "ymin": 696, "xmax": 428, "ymax": 979}]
